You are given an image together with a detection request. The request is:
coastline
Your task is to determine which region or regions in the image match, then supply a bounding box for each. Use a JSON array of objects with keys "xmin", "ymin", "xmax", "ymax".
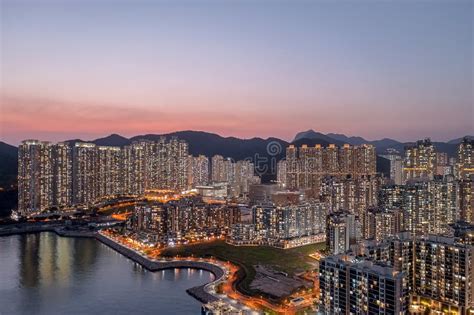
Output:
[
  {"xmin": 0, "ymin": 226, "xmax": 228, "ymax": 306},
  {"xmin": 95, "ymin": 233, "xmax": 226, "ymax": 304}
]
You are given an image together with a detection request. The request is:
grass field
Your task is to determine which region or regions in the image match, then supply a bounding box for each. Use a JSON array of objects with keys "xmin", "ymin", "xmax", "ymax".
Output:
[{"xmin": 161, "ymin": 240, "xmax": 325, "ymax": 297}]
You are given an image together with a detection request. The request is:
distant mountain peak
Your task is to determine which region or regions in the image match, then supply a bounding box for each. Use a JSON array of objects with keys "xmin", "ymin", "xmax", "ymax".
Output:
[
  {"xmin": 93, "ymin": 134, "xmax": 130, "ymax": 147},
  {"xmin": 326, "ymin": 133, "xmax": 368, "ymax": 145},
  {"xmin": 293, "ymin": 130, "xmax": 333, "ymax": 142},
  {"xmin": 447, "ymin": 135, "xmax": 474, "ymax": 144},
  {"xmin": 292, "ymin": 129, "xmax": 404, "ymax": 151}
]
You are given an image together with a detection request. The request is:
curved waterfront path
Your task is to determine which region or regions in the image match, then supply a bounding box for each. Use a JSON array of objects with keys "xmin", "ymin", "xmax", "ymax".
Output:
[
  {"xmin": 95, "ymin": 233, "xmax": 226, "ymax": 304},
  {"xmin": 0, "ymin": 223, "xmax": 255, "ymax": 312}
]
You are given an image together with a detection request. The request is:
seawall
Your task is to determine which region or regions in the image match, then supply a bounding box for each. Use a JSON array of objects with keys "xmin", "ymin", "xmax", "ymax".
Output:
[
  {"xmin": 96, "ymin": 234, "xmax": 224, "ymax": 303},
  {"xmin": 0, "ymin": 227, "xmax": 226, "ymax": 304}
]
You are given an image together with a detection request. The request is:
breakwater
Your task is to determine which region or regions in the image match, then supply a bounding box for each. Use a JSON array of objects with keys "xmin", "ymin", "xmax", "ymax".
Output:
[
  {"xmin": 96, "ymin": 234, "xmax": 225, "ymax": 303},
  {"xmin": 0, "ymin": 224, "xmax": 226, "ymax": 304}
]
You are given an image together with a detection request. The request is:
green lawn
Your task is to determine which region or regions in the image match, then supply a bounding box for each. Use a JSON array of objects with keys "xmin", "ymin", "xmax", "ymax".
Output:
[{"xmin": 161, "ymin": 240, "xmax": 326, "ymax": 298}]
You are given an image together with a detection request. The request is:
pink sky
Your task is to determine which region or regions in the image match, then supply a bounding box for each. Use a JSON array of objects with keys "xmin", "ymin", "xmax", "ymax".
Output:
[
  {"xmin": 2, "ymin": 93, "xmax": 471, "ymax": 146},
  {"xmin": 1, "ymin": 1, "xmax": 473, "ymax": 145}
]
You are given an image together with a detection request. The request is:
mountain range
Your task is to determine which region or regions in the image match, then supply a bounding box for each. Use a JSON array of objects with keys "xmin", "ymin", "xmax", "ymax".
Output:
[
  {"xmin": 1, "ymin": 130, "xmax": 472, "ymax": 188},
  {"xmin": 293, "ymin": 129, "xmax": 471, "ymax": 156},
  {"xmin": 0, "ymin": 130, "xmax": 471, "ymax": 215},
  {"xmin": 0, "ymin": 141, "xmax": 18, "ymax": 188}
]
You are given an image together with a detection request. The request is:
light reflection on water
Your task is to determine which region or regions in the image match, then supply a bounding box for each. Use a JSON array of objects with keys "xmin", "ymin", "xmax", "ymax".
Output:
[{"xmin": 0, "ymin": 233, "xmax": 213, "ymax": 315}]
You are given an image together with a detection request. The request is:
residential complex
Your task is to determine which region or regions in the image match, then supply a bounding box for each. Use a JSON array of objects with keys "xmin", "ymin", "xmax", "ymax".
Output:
[
  {"xmin": 128, "ymin": 195, "xmax": 241, "ymax": 244},
  {"xmin": 319, "ymin": 255, "xmax": 408, "ymax": 314},
  {"xmin": 457, "ymin": 138, "xmax": 474, "ymax": 180},
  {"xmin": 211, "ymin": 156, "xmax": 260, "ymax": 198},
  {"xmin": 18, "ymin": 138, "xmax": 191, "ymax": 214},
  {"xmin": 344, "ymin": 232, "xmax": 474, "ymax": 314},
  {"xmin": 284, "ymin": 143, "xmax": 377, "ymax": 192},
  {"xmin": 16, "ymin": 136, "xmax": 474, "ymax": 313},
  {"xmin": 403, "ymin": 138, "xmax": 437, "ymax": 183},
  {"xmin": 228, "ymin": 200, "xmax": 327, "ymax": 248}
]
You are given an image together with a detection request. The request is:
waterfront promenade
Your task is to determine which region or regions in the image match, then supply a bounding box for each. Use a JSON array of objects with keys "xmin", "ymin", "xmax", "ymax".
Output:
[
  {"xmin": 95, "ymin": 233, "xmax": 226, "ymax": 304},
  {"xmin": 0, "ymin": 223, "xmax": 256, "ymax": 312}
]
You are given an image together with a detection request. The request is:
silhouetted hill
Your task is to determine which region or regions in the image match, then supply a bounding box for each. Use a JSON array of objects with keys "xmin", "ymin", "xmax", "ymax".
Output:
[
  {"xmin": 0, "ymin": 141, "xmax": 18, "ymax": 188},
  {"xmin": 447, "ymin": 135, "xmax": 474, "ymax": 145},
  {"xmin": 381, "ymin": 141, "xmax": 459, "ymax": 158},
  {"xmin": 432, "ymin": 142, "xmax": 459, "ymax": 157},
  {"xmin": 0, "ymin": 141, "xmax": 18, "ymax": 217},
  {"xmin": 293, "ymin": 129, "xmax": 338, "ymax": 143},
  {"xmin": 294, "ymin": 130, "xmax": 402, "ymax": 151},
  {"xmin": 370, "ymin": 138, "xmax": 403, "ymax": 150},
  {"xmin": 326, "ymin": 133, "xmax": 367, "ymax": 145},
  {"xmin": 93, "ymin": 134, "xmax": 131, "ymax": 147},
  {"xmin": 131, "ymin": 131, "xmax": 289, "ymax": 163},
  {"xmin": 1, "ymin": 131, "xmax": 469, "ymax": 216},
  {"xmin": 292, "ymin": 130, "xmax": 465, "ymax": 157},
  {"xmin": 3, "ymin": 130, "xmax": 470, "ymax": 189},
  {"xmin": 376, "ymin": 156, "xmax": 390, "ymax": 178},
  {"xmin": 0, "ymin": 188, "xmax": 16, "ymax": 217}
]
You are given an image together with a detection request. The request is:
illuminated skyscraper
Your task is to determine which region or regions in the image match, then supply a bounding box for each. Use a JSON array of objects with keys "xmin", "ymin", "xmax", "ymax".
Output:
[
  {"xmin": 276, "ymin": 159, "xmax": 287, "ymax": 188},
  {"xmin": 285, "ymin": 145, "xmax": 298, "ymax": 190},
  {"xmin": 167, "ymin": 138, "xmax": 189, "ymax": 190},
  {"xmin": 364, "ymin": 207, "xmax": 404, "ymax": 241},
  {"xmin": 276, "ymin": 201, "xmax": 327, "ymax": 239},
  {"xmin": 223, "ymin": 157, "xmax": 235, "ymax": 183},
  {"xmin": 323, "ymin": 144, "xmax": 339, "ymax": 174},
  {"xmin": 18, "ymin": 140, "xmax": 54, "ymax": 214},
  {"xmin": 97, "ymin": 146, "xmax": 122, "ymax": 198},
  {"xmin": 18, "ymin": 138, "xmax": 192, "ymax": 211},
  {"xmin": 460, "ymin": 180, "xmax": 474, "ymax": 224},
  {"xmin": 211, "ymin": 155, "xmax": 225, "ymax": 182},
  {"xmin": 134, "ymin": 138, "xmax": 190, "ymax": 191},
  {"xmin": 326, "ymin": 211, "xmax": 356, "ymax": 255},
  {"xmin": 456, "ymin": 137, "xmax": 473, "ymax": 180},
  {"xmin": 338, "ymin": 144, "xmax": 354, "ymax": 174},
  {"xmin": 402, "ymin": 177, "xmax": 459, "ymax": 236},
  {"xmin": 252, "ymin": 204, "xmax": 278, "ymax": 239},
  {"xmin": 349, "ymin": 232, "xmax": 474, "ymax": 314},
  {"xmin": 319, "ymin": 255, "xmax": 408, "ymax": 314},
  {"xmin": 233, "ymin": 160, "xmax": 258, "ymax": 197},
  {"xmin": 354, "ymin": 144, "xmax": 376, "ymax": 176},
  {"xmin": 298, "ymin": 144, "xmax": 323, "ymax": 191},
  {"xmin": 320, "ymin": 175, "xmax": 380, "ymax": 218},
  {"xmin": 378, "ymin": 184, "xmax": 405, "ymax": 209},
  {"xmin": 413, "ymin": 235, "xmax": 474, "ymax": 314},
  {"xmin": 189, "ymin": 155, "xmax": 209, "ymax": 187},
  {"xmin": 430, "ymin": 176, "xmax": 460, "ymax": 234},
  {"xmin": 72, "ymin": 142, "xmax": 98, "ymax": 205},
  {"xmin": 123, "ymin": 142, "xmax": 146, "ymax": 195},
  {"xmin": 53, "ymin": 142, "xmax": 72, "ymax": 208},
  {"xmin": 403, "ymin": 138, "xmax": 437, "ymax": 183},
  {"xmin": 284, "ymin": 143, "xmax": 376, "ymax": 193}
]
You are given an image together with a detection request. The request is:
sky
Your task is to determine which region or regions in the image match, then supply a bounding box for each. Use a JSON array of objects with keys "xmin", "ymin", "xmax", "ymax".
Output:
[{"xmin": 1, "ymin": 0, "xmax": 473, "ymax": 145}]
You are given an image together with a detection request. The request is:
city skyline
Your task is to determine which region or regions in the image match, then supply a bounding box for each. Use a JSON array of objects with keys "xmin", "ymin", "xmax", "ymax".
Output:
[
  {"xmin": 11, "ymin": 134, "xmax": 473, "ymax": 313},
  {"xmin": 1, "ymin": 1, "xmax": 474, "ymax": 314},
  {"xmin": 1, "ymin": 0, "xmax": 473, "ymax": 145}
]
